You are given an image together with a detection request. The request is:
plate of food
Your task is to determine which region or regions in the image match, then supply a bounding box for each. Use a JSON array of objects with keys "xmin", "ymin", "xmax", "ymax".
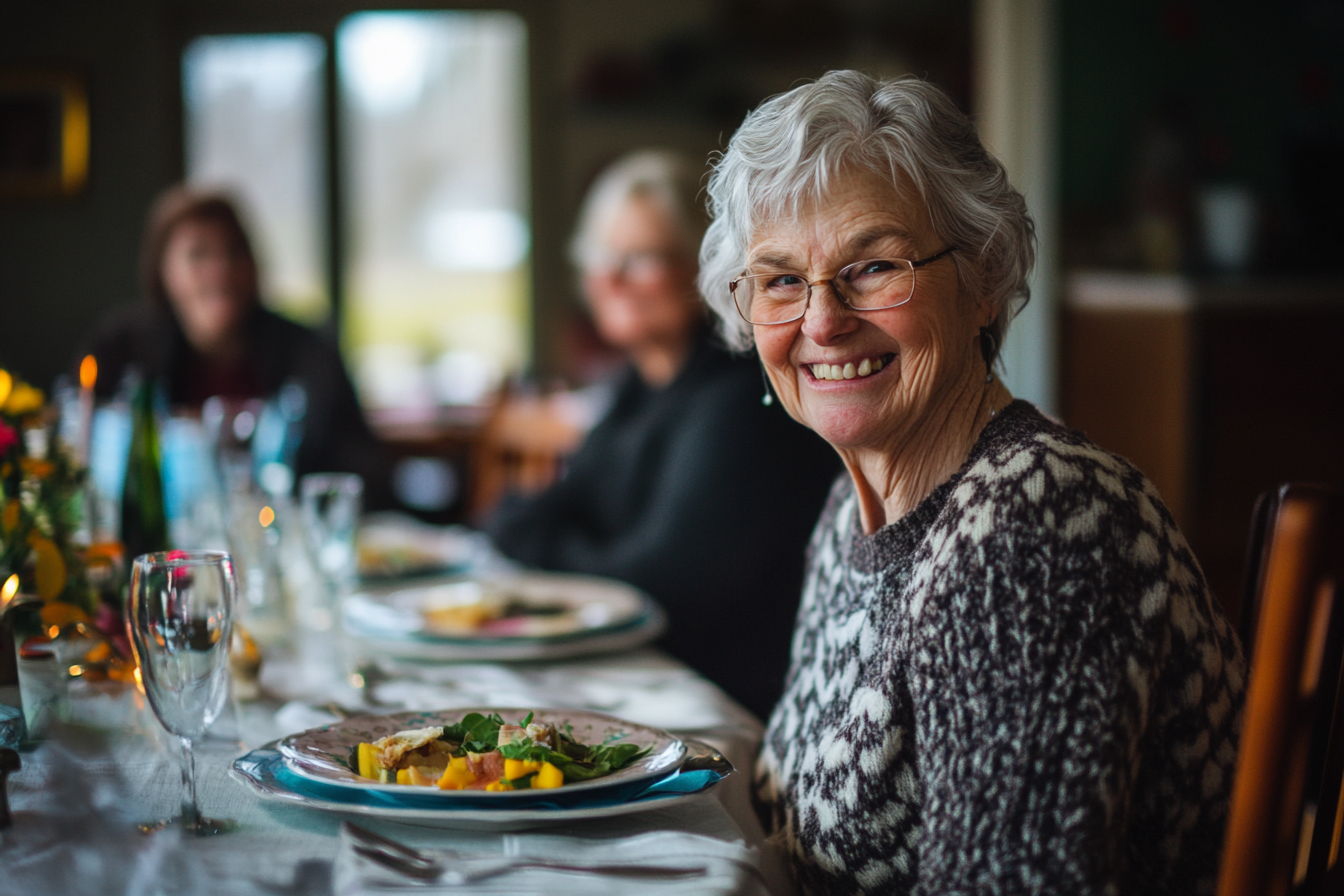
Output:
[
  {"xmin": 341, "ymin": 573, "xmax": 666, "ymax": 661},
  {"xmin": 278, "ymin": 708, "xmax": 686, "ymax": 808},
  {"xmin": 231, "ymin": 737, "xmax": 730, "ymax": 831},
  {"xmin": 357, "ymin": 516, "xmax": 490, "ymax": 581}
]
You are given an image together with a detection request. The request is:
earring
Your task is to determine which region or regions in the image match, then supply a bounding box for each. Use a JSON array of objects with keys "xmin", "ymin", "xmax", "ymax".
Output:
[
  {"xmin": 979, "ymin": 326, "xmax": 997, "ymax": 384},
  {"xmin": 760, "ymin": 366, "xmax": 774, "ymax": 406}
]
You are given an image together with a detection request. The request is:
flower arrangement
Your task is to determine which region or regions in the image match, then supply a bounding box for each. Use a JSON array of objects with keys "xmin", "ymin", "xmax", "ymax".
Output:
[
  {"xmin": 0, "ymin": 367, "xmax": 134, "ymax": 681},
  {"xmin": 0, "ymin": 369, "xmax": 90, "ymax": 612}
]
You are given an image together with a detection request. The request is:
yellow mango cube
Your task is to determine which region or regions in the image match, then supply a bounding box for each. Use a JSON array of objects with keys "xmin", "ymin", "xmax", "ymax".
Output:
[
  {"xmin": 437, "ymin": 756, "xmax": 477, "ymax": 791},
  {"xmin": 504, "ymin": 758, "xmax": 541, "ymax": 780},
  {"xmin": 396, "ymin": 768, "xmax": 412, "ymax": 785},
  {"xmin": 357, "ymin": 743, "xmax": 379, "ymax": 780},
  {"xmin": 533, "ymin": 761, "xmax": 564, "ymax": 789},
  {"xmin": 485, "ymin": 780, "xmax": 513, "ymax": 792}
]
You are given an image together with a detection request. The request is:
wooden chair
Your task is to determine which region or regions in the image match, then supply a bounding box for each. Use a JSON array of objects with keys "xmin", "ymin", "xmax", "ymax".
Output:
[
  {"xmin": 1218, "ymin": 484, "xmax": 1344, "ymax": 896},
  {"xmin": 467, "ymin": 388, "xmax": 585, "ymax": 519}
]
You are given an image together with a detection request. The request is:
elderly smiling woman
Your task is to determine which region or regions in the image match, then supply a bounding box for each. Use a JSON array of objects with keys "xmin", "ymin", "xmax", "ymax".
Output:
[{"xmin": 699, "ymin": 72, "xmax": 1246, "ymax": 895}]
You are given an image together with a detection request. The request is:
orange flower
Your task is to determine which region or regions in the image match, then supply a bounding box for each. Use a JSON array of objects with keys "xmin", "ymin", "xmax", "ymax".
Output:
[
  {"xmin": 19, "ymin": 457, "xmax": 54, "ymax": 479},
  {"xmin": 39, "ymin": 600, "xmax": 89, "ymax": 629}
]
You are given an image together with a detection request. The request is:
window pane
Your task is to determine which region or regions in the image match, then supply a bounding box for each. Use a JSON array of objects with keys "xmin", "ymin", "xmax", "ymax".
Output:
[
  {"xmin": 338, "ymin": 11, "xmax": 529, "ymax": 408},
  {"xmin": 183, "ymin": 34, "xmax": 328, "ymax": 324}
]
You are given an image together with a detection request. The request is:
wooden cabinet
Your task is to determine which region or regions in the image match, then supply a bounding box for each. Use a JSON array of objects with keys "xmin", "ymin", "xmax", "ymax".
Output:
[{"xmin": 1061, "ymin": 274, "xmax": 1344, "ymax": 621}]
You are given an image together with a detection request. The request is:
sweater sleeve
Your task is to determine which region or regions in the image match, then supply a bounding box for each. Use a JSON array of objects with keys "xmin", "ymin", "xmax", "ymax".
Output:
[{"xmin": 905, "ymin": 448, "xmax": 1237, "ymax": 894}]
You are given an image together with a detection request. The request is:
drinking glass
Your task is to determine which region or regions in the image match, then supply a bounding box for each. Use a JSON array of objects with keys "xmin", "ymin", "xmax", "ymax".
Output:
[
  {"xmin": 128, "ymin": 550, "xmax": 237, "ymax": 835},
  {"xmin": 300, "ymin": 473, "xmax": 363, "ymax": 597}
]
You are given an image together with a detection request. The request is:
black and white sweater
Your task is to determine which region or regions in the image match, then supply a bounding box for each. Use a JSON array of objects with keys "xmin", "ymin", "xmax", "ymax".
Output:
[{"xmin": 755, "ymin": 401, "xmax": 1246, "ymax": 895}]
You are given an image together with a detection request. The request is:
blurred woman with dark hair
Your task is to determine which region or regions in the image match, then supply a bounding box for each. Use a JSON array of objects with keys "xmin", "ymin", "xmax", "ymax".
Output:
[{"xmin": 77, "ymin": 185, "xmax": 389, "ymax": 504}]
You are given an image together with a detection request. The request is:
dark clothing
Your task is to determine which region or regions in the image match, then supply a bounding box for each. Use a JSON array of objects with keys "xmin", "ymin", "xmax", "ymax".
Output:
[
  {"xmin": 485, "ymin": 334, "xmax": 841, "ymax": 718},
  {"xmin": 78, "ymin": 302, "xmax": 391, "ymax": 507}
]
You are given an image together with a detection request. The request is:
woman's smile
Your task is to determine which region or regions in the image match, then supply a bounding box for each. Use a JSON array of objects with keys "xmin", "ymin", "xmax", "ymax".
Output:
[{"xmin": 803, "ymin": 352, "xmax": 895, "ymax": 382}]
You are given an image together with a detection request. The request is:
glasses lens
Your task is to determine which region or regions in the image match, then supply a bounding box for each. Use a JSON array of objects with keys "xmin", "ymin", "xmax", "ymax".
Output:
[
  {"xmin": 733, "ymin": 274, "xmax": 808, "ymax": 323},
  {"xmin": 838, "ymin": 259, "xmax": 916, "ymax": 309}
]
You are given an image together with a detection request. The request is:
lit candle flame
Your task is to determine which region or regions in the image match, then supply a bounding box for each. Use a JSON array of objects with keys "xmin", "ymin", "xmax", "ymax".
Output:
[
  {"xmin": 0, "ymin": 369, "xmax": 11, "ymax": 408},
  {"xmin": 79, "ymin": 355, "xmax": 97, "ymax": 390},
  {"xmin": 1, "ymin": 574, "xmax": 17, "ymax": 611},
  {"xmin": 259, "ymin": 505, "xmax": 275, "ymax": 528},
  {"xmin": 68, "ymin": 664, "xmax": 83, "ymax": 678}
]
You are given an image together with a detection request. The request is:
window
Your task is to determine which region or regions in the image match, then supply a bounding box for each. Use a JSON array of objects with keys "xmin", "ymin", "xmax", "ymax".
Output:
[
  {"xmin": 183, "ymin": 34, "xmax": 328, "ymax": 325},
  {"xmin": 182, "ymin": 11, "xmax": 530, "ymax": 408}
]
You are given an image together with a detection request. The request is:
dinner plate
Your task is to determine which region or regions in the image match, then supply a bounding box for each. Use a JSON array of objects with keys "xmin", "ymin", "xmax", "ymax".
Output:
[
  {"xmin": 277, "ymin": 708, "xmax": 687, "ymax": 806},
  {"xmin": 231, "ymin": 742, "xmax": 728, "ymax": 832},
  {"xmin": 357, "ymin": 516, "xmax": 490, "ymax": 581},
  {"xmin": 342, "ymin": 572, "xmax": 666, "ymax": 661}
]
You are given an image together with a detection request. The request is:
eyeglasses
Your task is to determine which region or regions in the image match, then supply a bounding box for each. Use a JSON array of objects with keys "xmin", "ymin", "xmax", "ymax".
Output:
[
  {"xmin": 729, "ymin": 247, "xmax": 957, "ymax": 325},
  {"xmin": 585, "ymin": 250, "xmax": 682, "ymax": 286}
]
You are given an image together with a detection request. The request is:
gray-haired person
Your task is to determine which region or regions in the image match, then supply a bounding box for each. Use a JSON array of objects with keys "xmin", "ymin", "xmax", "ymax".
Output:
[
  {"xmin": 699, "ymin": 72, "xmax": 1245, "ymax": 894},
  {"xmin": 485, "ymin": 150, "xmax": 839, "ymax": 719}
]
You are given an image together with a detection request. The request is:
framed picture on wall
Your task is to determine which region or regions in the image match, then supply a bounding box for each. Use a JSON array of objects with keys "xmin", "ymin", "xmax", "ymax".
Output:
[{"xmin": 0, "ymin": 69, "xmax": 89, "ymax": 199}]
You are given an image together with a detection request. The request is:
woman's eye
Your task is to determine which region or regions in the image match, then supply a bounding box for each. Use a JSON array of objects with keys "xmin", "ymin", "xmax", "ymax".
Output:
[
  {"xmin": 763, "ymin": 274, "xmax": 804, "ymax": 291},
  {"xmin": 848, "ymin": 260, "xmax": 897, "ymax": 280}
]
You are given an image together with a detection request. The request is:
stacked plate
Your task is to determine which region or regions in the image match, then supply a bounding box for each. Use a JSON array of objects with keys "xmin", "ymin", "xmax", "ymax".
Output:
[
  {"xmin": 341, "ymin": 572, "xmax": 666, "ymax": 661},
  {"xmin": 230, "ymin": 708, "xmax": 731, "ymax": 830}
]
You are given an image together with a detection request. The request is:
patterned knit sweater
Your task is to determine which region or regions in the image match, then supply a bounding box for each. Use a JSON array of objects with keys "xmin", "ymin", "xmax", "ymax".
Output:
[{"xmin": 755, "ymin": 401, "xmax": 1246, "ymax": 896}]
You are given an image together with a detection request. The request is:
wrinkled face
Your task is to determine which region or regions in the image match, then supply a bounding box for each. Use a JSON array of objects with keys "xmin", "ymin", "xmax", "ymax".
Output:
[
  {"xmin": 160, "ymin": 217, "xmax": 257, "ymax": 356},
  {"xmin": 749, "ymin": 167, "xmax": 991, "ymax": 452},
  {"xmin": 581, "ymin": 195, "xmax": 702, "ymax": 355}
]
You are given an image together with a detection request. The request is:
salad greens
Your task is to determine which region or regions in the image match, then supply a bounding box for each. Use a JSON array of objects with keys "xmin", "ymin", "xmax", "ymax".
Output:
[{"xmin": 436, "ymin": 711, "xmax": 651, "ymax": 786}]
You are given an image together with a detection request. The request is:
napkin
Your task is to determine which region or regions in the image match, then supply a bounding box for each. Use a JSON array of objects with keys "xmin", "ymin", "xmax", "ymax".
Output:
[{"xmin": 333, "ymin": 824, "xmax": 770, "ymax": 895}]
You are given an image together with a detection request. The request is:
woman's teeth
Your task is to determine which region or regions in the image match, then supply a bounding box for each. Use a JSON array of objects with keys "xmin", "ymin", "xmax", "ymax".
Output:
[{"xmin": 810, "ymin": 356, "xmax": 885, "ymax": 381}]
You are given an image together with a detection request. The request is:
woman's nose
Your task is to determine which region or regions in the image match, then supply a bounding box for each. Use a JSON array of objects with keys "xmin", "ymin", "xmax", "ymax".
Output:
[{"xmin": 799, "ymin": 284, "xmax": 859, "ymax": 345}]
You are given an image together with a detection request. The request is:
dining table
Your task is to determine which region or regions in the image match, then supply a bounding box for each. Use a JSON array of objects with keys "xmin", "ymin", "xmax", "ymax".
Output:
[{"xmin": 0, "ymin": 521, "xmax": 794, "ymax": 896}]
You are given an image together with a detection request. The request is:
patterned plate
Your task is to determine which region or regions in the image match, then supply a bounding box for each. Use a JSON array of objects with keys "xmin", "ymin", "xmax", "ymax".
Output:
[
  {"xmin": 277, "ymin": 707, "xmax": 687, "ymax": 805},
  {"xmin": 230, "ymin": 742, "xmax": 728, "ymax": 831}
]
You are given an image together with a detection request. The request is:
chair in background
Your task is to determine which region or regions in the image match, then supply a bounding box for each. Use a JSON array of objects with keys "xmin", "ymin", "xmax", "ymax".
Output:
[
  {"xmin": 467, "ymin": 389, "xmax": 585, "ymax": 519},
  {"xmin": 1218, "ymin": 484, "xmax": 1344, "ymax": 896}
]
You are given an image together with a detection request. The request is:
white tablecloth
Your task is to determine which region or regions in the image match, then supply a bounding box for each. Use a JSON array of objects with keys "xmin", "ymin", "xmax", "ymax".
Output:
[{"xmin": 0, "ymin": 647, "xmax": 793, "ymax": 896}]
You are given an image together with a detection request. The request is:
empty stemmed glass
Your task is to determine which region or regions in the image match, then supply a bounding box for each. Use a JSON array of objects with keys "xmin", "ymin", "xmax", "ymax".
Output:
[
  {"xmin": 300, "ymin": 472, "xmax": 363, "ymax": 600},
  {"xmin": 128, "ymin": 550, "xmax": 238, "ymax": 835}
]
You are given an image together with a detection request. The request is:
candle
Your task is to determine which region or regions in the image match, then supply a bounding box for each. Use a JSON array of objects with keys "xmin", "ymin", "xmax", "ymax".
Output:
[{"xmin": 77, "ymin": 355, "xmax": 96, "ymax": 467}]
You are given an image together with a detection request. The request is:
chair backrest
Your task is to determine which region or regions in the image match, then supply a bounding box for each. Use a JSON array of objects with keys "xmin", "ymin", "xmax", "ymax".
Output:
[
  {"xmin": 1218, "ymin": 484, "xmax": 1344, "ymax": 896},
  {"xmin": 468, "ymin": 390, "xmax": 584, "ymax": 518}
]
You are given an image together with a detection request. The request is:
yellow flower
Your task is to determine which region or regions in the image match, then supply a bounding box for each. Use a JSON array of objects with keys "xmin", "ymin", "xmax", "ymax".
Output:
[
  {"xmin": 28, "ymin": 533, "xmax": 67, "ymax": 601},
  {"xmin": 4, "ymin": 382, "xmax": 44, "ymax": 416},
  {"xmin": 0, "ymin": 370, "xmax": 10, "ymax": 408}
]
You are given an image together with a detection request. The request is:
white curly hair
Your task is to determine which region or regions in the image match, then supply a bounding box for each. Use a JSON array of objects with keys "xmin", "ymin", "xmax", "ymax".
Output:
[{"xmin": 697, "ymin": 71, "xmax": 1035, "ymax": 364}]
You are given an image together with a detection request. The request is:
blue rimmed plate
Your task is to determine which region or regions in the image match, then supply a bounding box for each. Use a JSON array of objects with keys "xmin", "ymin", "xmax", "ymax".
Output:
[{"xmin": 231, "ymin": 741, "xmax": 729, "ymax": 831}]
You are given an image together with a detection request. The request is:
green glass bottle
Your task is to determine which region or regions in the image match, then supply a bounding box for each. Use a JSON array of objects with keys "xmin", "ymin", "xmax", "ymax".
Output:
[{"xmin": 120, "ymin": 377, "xmax": 169, "ymax": 562}]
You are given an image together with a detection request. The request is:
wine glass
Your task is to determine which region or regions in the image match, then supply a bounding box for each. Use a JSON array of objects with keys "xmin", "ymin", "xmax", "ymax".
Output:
[
  {"xmin": 300, "ymin": 472, "xmax": 363, "ymax": 599},
  {"xmin": 128, "ymin": 550, "xmax": 237, "ymax": 835}
]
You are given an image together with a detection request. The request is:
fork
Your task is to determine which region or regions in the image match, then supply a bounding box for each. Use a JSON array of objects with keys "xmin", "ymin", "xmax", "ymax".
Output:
[{"xmin": 343, "ymin": 822, "xmax": 709, "ymax": 884}]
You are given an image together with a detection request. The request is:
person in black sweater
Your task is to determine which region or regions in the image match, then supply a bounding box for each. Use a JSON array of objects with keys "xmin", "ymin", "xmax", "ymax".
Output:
[
  {"xmin": 484, "ymin": 151, "xmax": 839, "ymax": 718},
  {"xmin": 76, "ymin": 186, "xmax": 390, "ymax": 506}
]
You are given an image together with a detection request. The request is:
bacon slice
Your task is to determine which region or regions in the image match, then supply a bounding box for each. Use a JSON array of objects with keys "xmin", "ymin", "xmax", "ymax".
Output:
[{"xmin": 465, "ymin": 750, "xmax": 505, "ymax": 783}]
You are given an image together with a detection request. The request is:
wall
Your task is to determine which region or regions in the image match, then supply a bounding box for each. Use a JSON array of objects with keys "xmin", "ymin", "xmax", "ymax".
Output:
[
  {"xmin": 0, "ymin": 0, "xmax": 176, "ymax": 391},
  {"xmin": 0, "ymin": 0, "xmax": 973, "ymax": 392}
]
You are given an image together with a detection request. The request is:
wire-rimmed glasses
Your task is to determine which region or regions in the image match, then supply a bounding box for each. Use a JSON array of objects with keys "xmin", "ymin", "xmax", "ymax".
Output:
[
  {"xmin": 729, "ymin": 247, "xmax": 957, "ymax": 325},
  {"xmin": 128, "ymin": 550, "xmax": 237, "ymax": 835}
]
